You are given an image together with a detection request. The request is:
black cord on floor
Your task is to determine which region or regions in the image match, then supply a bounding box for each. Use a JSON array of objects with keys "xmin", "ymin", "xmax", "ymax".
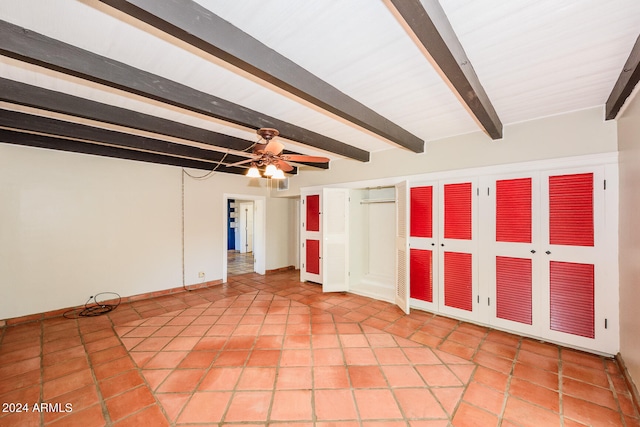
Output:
[{"xmin": 63, "ymin": 292, "xmax": 121, "ymax": 319}]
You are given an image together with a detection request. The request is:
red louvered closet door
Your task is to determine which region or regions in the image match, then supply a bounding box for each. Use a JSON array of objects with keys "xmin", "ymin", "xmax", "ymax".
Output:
[
  {"xmin": 438, "ymin": 178, "xmax": 477, "ymax": 321},
  {"xmin": 409, "ymin": 184, "xmax": 439, "ymax": 312},
  {"xmin": 300, "ymin": 192, "xmax": 322, "ymax": 283},
  {"xmin": 541, "ymin": 169, "xmax": 601, "ymax": 345},
  {"xmin": 488, "ymin": 174, "xmax": 540, "ymax": 335}
]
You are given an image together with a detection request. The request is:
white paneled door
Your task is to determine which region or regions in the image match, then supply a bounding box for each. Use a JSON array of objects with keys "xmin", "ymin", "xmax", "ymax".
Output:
[
  {"xmin": 409, "ymin": 182, "xmax": 439, "ymax": 313},
  {"xmin": 300, "ymin": 191, "xmax": 322, "ymax": 284},
  {"xmin": 539, "ymin": 167, "xmax": 608, "ymax": 351},
  {"xmin": 395, "ymin": 181, "xmax": 410, "ymax": 314},
  {"xmin": 322, "ymin": 188, "xmax": 350, "ymax": 292},
  {"xmin": 438, "ymin": 178, "xmax": 479, "ymax": 322},
  {"xmin": 485, "ymin": 173, "xmax": 541, "ymax": 335}
]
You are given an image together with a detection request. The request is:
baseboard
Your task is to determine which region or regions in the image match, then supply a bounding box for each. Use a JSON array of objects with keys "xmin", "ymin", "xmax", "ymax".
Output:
[
  {"xmin": 266, "ymin": 265, "xmax": 296, "ymax": 274},
  {"xmin": 1, "ymin": 279, "xmax": 223, "ymax": 328},
  {"xmin": 616, "ymin": 352, "xmax": 640, "ymax": 413}
]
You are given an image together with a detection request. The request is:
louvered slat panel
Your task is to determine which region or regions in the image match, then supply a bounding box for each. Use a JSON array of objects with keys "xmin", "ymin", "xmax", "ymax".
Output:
[
  {"xmin": 496, "ymin": 178, "xmax": 532, "ymax": 243},
  {"xmin": 306, "ymin": 239, "xmax": 320, "ymax": 274},
  {"xmin": 410, "ymin": 248, "xmax": 433, "ymax": 302},
  {"xmin": 496, "ymin": 256, "xmax": 532, "ymax": 324},
  {"xmin": 306, "ymin": 194, "xmax": 320, "ymax": 232},
  {"xmin": 444, "ymin": 251, "xmax": 472, "ymax": 311},
  {"xmin": 550, "ymin": 261, "xmax": 595, "ymax": 339},
  {"xmin": 410, "ymin": 186, "xmax": 433, "ymax": 238},
  {"xmin": 444, "ymin": 182, "xmax": 472, "ymax": 240},
  {"xmin": 397, "ymin": 248, "xmax": 407, "ymax": 301},
  {"xmin": 397, "ymin": 184, "xmax": 407, "ymax": 240},
  {"xmin": 549, "ymin": 173, "xmax": 594, "ymax": 246}
]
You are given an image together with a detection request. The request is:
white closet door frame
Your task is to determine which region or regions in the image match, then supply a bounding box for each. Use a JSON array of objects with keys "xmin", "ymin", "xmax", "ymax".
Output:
[
  {"xmin": 395, "ymin": 181, "xmax": 410, "ymax": 314},
  {"xmin": 437, "ymin": 177, "xmax": 479, "ymax": 322},
  {"xmin": 483, "ymin": 173, "xmax": 542, "ymax": 335},
  {"xmin": 409, "ymin": 181, "xmax": 439, "ymax": 313},
  {"xmin": 539, "ymin": 165, "xmax": 610, "ymax": 352},
  {"xmin": 300, "ymin": 191, "xmax": 322, "ymax": 284},
  {"xmin": 322, "ymin": 188, "xmax": 350, "ymax": 293}
]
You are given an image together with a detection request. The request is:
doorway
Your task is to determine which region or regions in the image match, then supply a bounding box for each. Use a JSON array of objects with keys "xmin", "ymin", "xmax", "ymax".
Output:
[
  {"xmin": 223, "ymin": 195, "xmax": 266, "ymax": 281},
  {"xmin": 227, "ymin": 200, "xmax": 255, "ymax": 276}
]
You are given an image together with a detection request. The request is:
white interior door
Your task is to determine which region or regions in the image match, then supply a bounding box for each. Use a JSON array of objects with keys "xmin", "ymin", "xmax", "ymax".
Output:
[
  {"xmin": 300, "ymin": 191, "xmax": 322, "ymax": 283},
  {"xmin": 539, "ymin": 166, "xmax": 609, "ymax": 352},
  {"xmin": 395, "ymin": 181, "xmax": 410, "ymax": 314},
  {"xmin": 322, "ymin": 188, "xmax": 350, "ymax": 292},
  {"xmin": 409, "ymin": 182, "xmax": 439, "ymax": 313},
  {"xmin": 239, "ymin": 202, "xmax": 254, "ymax": 253},
  {"xmin": 485, "ymin": 173, "xmax": 541, "ymax": 335},
  {"xmin": 438, "ymin": 177, "xmax": 478, "ymax": 321}
]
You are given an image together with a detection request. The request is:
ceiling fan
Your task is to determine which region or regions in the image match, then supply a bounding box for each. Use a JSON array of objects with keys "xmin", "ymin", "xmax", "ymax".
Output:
[{"xmin": 228, "ymin": 128, "xmax": 330, "ymax": 178}]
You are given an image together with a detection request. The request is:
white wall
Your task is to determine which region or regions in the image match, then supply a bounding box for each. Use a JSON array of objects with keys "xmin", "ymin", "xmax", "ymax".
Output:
[
  {"xmin": 618, "ymin": 89, "xmax": 640, "ymax": 390},
  {"xmin": 265, "ymin": 197, "xmax": 298, "ymax": 270},
  {"xmin": 0, "ymin": 143, "xmax": 281, "ymax": 320},
  {"xmin": 277, "ymin": 107, "xmax": 617, "ymax": 196}
]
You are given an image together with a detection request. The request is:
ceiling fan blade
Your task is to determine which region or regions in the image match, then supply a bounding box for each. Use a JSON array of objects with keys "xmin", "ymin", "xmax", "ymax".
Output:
[
  {"xmin": 264, "ymin": 139, "xmax": 284, "ymax": 155},
  {"xmin": 282, "ymin": 155, "xmax": 330, "ymax": 163},
  {"xmin": 226, "ymin": 158, "xmax": 254, "ymax": 167},
  {"xmin": 253, "ymin": 143, "xmax": 267, "ymax": 154},
  {"xmin": 276, "ymin": 160, "xmax": 294, "ymax": 172}
]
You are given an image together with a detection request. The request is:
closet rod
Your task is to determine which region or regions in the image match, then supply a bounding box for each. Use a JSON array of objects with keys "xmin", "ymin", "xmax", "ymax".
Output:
[
  {"xmin": 363, "ymin": 185, "xmax": 396, "ymax": 190},
  {"xmin": 360, "ymin": 199, "xmax": 396, "ymax": 204}
]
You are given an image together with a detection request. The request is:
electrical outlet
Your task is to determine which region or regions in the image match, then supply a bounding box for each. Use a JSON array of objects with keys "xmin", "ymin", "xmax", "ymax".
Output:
[{"xmin": 198, "ymin": 271, "xmax": 205, "ymax": 278}]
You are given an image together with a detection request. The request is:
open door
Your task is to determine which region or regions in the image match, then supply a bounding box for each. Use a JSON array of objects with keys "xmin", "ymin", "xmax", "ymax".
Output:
[
  {"xmin": 395, "ymin": 181, "xmax": 410, "ymax": 313},
  {"xmin": 301, "ymin": 191, "xmax": 322, "ymax": 283},
  {"xmin": 322, "ymin": 188, "xmax": 350, "ymax": 292}
]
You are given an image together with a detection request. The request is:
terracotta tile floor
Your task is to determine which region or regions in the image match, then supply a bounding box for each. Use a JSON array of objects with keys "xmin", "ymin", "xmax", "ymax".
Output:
[
  {"xmin": 1, "ymin": 270, "xmax": 639, "ymax": 426},
  {"xmin": 227, "ymin": 251, "xmax": 254, "ymax": 276}
]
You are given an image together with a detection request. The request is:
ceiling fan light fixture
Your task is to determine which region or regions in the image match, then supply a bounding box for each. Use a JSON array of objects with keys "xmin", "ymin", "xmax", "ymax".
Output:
[
  {"xmin": 272, "ymin": 168, "xmax": 285, "ymax": 179},
  {"xmin": 246, "ymin": 165, "xmax": 261, "ymax": 178},
  {"xmin": 264, "ymin": 164, "xmax": 277, "ymax": 177}
]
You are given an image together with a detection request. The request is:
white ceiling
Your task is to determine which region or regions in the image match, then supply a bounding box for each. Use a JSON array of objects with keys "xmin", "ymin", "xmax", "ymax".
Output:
[{"xmin": 1, "ymin": 0, "xmax": 639, "ymax": 164}]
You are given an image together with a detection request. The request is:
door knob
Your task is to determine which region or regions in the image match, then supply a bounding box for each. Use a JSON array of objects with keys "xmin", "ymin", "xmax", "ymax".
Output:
[
  {"xmin": 431, "ymin": 243, "xmax": 435, "ymax": 246},
  {"xmin": 545, "ymin": 250, "xmax": 551, "ymax": 255},
  {"xmin": 530, "ymin": 250, "xmax": 536, "ymax": 254}
]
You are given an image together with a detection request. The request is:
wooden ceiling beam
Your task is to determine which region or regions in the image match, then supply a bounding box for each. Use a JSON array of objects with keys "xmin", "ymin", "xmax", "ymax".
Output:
[
  {"xmin": 98, "ymin": 0, "xmax": 424, "ymax": 153},
  {"xmin": 0, "ymin": 78, "xmax": 327, "ymax": 170},
  {"xmin": 0, "ymin": 19, "xmax": 369, "ymax": 162},
  {"xmin": 0, "ymin": 128, "xmax": 242, "ymax": 172},
  {"xmin": 386, "ymin": 0, "xmax": 503, "ymax": 139},
  {"xmin": 0, "ymin": 108, "xmax": 250, "ymax": 168},
  {"xmin": 606, "ymin": 34, "xmax": 640, "ymax": 120}
]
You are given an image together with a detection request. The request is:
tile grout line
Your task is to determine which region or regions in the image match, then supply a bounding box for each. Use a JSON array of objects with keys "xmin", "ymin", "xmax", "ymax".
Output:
[
  {"xmin": 263, "ymin": 292, "xmax": 280, "ymax": 425},
  {"xmin": 498, "ymin": 334, "xmax": 522, "ymax": 426},
  {"xmin": 77, "ymin": 317, "xmax": 113, "ymax": 426},
  {"xmin": 606, "ymin": 353, "xmax": 631, "ymax": 427}
]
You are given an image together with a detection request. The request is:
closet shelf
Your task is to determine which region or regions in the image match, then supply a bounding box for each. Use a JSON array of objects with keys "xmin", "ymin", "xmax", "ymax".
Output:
[{"xmin": 360, "ymin": 198, "xmax": 396, "ymax": 204}]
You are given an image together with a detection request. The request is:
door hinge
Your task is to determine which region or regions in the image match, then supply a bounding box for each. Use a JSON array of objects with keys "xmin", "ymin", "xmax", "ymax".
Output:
[
  {"xmin": 605, "ymin": 318, "xmax": 608, "ymax": 329},
  {"xmin": 604, "ymin": 180, "xmax": 607, "ymax": 190},
  {"xmin": 477, "ymin": 295, "xmax": 480, "ymax": 303},
  {"xmin": 488, "ymin": 297, "xmax": 490, "ymax": 306},
  {"xmin": 487, "ymin": 187, "xmax": 490, "ymax": 196},
  {"xmin": 477, "ymin": 188, "xmax": 479, "ymax": 196}
]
